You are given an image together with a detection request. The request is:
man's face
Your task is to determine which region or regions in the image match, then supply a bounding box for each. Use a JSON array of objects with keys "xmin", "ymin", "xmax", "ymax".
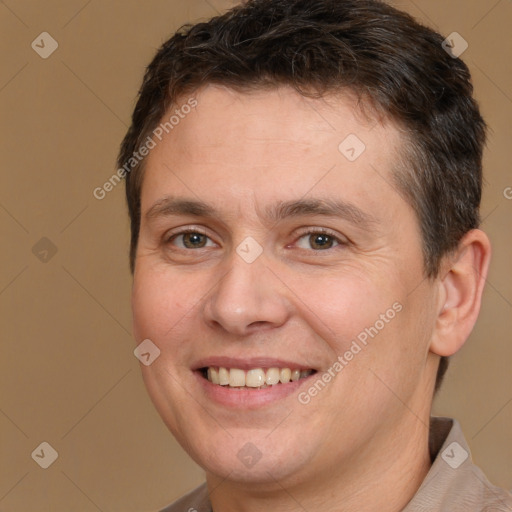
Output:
[{"xmin": 132, "ymin": 85, "xmax": 439, "ymax": 485}]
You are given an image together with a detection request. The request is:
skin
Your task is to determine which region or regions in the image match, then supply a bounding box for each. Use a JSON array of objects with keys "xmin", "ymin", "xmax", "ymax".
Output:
[{"xmin": 131, "ymin": 85, "xmax": 491, "ymax": 512}]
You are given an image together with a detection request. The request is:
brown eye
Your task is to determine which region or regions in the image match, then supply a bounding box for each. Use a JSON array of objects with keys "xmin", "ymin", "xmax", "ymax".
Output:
[
  {"xmin": 309, "ymin": 233, "xmax": 335, "ymax": 250},
  {"xmin": 295, "ymin": 230, "xmax": 343, "ymax": 251},
  {"xmin": 182, "ymin": 233, "xmax": 207, "ymax": 248},
  {"xmin": 168, "ymin": 231, "xmax": 214, "ymax": 249}
]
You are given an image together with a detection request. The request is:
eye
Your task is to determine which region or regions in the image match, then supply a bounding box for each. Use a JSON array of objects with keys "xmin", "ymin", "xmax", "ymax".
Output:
[
  {"xmin": 295, "ymin": 229, "xmax": 345, "ymax": 251},
  {"xmin": 166, "ymin": 229, "xmax": 216, "ymax": 249}
]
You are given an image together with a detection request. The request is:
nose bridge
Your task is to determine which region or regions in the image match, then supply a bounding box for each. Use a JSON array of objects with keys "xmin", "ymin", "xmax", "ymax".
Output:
[{"xmin": 203, "ymin": 248, "xmax": 289, "ymax": 335}]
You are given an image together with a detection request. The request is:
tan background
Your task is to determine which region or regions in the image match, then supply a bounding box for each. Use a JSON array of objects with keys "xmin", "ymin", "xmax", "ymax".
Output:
[{"xmin": 0, "ymin": 0, "xmax": 510, "ymax": 510}]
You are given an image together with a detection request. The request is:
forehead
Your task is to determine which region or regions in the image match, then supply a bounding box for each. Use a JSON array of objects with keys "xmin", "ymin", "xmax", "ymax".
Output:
[
  {"xmin": 153, "ymin": 84, "xmax": 396, "ymax": 156},
  {"xmin": 140, "ymin": 85, "xmax": 407, "ymax": 223}
]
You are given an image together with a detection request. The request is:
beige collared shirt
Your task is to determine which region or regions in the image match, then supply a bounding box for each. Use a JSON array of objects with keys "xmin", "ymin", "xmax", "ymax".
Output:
[{"xmin": 160, "ymin": 417, "xmax": 512, "ymax": 511}]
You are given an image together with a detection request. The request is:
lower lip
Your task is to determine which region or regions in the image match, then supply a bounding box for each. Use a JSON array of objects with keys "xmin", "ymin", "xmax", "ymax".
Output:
[{"xmin": 194, "ymin": 371, "xmax": 315, "ymax": 408}]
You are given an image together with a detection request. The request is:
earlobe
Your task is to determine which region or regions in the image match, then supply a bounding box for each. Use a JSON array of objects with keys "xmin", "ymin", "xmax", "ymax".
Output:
[{"xmin": 430, "ymin": 229, "xmax": 492, "ymax": 357}]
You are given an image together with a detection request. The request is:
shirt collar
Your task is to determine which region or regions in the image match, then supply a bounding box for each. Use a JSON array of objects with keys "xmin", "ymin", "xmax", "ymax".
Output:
[{"xmin": 403, "ymin": 416, "xmax": 511, "ymax": 511}]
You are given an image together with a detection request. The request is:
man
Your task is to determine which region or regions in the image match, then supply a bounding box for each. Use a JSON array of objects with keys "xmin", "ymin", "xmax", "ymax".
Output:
[{"xmin": 118, "ymin": 0, "xmax": 512, "ymax": 510}]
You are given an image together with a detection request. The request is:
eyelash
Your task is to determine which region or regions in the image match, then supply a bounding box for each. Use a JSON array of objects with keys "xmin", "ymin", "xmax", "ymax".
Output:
[{"xmin": 165, "ymin": 227, "xmax": 347, "ymax": 251}]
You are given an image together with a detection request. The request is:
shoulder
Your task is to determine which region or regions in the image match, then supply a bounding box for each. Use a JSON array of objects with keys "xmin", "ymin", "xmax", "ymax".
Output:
[{"xmin": 159, "ymin": 483, "xmax": 211, "ymax": 512}]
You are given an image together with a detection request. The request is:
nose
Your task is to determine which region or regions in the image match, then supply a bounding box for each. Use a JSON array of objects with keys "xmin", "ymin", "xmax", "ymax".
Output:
[{"xmin": 202, "ymin": 252, "xmax": 291, "ymax": 336}]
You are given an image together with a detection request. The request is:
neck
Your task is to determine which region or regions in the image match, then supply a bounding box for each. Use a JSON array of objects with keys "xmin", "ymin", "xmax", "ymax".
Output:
[{"xmin": 206, "ymin": 411, "xmax": 432, "ymax": 512}]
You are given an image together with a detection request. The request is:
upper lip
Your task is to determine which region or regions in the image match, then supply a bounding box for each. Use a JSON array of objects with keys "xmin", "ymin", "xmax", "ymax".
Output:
[{"xmin": 192, "ymin": 356, "xmax": 317, "ymax": 371}]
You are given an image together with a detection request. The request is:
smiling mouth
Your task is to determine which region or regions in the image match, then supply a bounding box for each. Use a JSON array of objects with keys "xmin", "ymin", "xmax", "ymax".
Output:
[{"xmin": 200, "ymin": 366, "xmax": 316, "ymax": 389}]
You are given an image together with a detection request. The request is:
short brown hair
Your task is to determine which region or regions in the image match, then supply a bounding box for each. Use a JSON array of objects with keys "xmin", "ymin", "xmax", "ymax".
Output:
[{"xmin": 118, "ymin": 0, "xmax": 486, "ymax": 392}]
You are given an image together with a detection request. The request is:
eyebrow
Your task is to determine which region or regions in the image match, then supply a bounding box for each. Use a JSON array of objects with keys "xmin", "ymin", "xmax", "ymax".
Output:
[{"xmin": 145, "ymin": 196, "xmax": 378, "ymax": 229}]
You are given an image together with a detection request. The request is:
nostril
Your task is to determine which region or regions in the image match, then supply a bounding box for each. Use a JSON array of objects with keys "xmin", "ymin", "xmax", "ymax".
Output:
[{"xmin": 248, "ymin": 321, "xmax": 268, "ymax": 328}]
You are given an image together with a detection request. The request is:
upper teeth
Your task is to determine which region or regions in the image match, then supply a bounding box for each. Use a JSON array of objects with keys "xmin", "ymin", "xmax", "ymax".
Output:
[{"xmin": 206, "ymin": 367, "xmax": 313, "ymax": 388}]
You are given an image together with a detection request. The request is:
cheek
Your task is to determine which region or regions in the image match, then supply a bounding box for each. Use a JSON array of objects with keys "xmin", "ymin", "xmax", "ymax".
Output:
[
  {"xmin": 131, "ymin": 268, "xmax": 198, "ymax": 342},
  {"xmin": 286, "ymin": 268, "xmax": 402, "ymax": 350},
  {"xmin": 291, "ymin": 268, "xmax": 431, "ymax": 395}
]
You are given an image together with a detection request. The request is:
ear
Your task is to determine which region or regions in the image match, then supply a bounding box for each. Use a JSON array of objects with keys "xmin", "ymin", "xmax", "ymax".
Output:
[{"xmin": 430, "ymin": 229, "xmax": 492, "ymax": 357}]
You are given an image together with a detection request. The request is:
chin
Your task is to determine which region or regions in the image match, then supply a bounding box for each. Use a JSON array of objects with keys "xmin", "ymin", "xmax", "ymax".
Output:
[{"xmin": 174, "ymin": 426, "xmax": 315, "ymax": 486}]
